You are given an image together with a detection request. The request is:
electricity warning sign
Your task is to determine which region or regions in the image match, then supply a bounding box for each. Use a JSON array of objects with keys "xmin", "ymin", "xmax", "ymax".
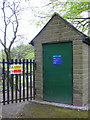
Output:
[{"xmin": 10, "ymin": 64, "xmax": 23, "ymax": 74}]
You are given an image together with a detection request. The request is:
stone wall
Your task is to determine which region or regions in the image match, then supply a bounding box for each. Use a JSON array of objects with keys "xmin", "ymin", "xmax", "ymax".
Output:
[
  {"xmin": 73, "ymin": 40, "xmax": 83, "ymax": 106},
  {"xmin": 88, "ymin": 46, "xmax": 90, "ymax": 101},
  {"xmin": 34, "ymin": 14, "xmax": 89, "ymax": 106},
  {"xmin": 82, "ymin": 43, "xmax": 89, "ymax": 105}
]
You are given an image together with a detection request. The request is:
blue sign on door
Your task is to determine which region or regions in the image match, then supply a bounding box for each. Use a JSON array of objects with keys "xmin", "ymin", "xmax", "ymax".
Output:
[{"xmin": 53, "ymin": 56, "xmax": 62, "ymax": 65}]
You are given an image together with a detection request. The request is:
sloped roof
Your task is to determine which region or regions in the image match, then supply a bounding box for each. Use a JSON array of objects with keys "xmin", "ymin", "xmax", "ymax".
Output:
[{"xmin": 29, "ymin": 13, "xmax": 90, "ymax": 46}]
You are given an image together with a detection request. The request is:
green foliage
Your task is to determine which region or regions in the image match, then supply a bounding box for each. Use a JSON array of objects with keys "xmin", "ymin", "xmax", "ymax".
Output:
[
  {"xmin": 0, "ymin": 52, "xmax": 2, "ymax": 61},
  {"xmin": 11, "ymin": 44, "xmax": 34, "ymax": 59},
  {"xmin": 25, "ymin": 52, "xmax": 34, "ymax": 59},
  {"xmin": 0, "ymin": 50, "xmax": 6, "ymax": 61},
  {"xmin": 63, "ymin": 1, "xmax": 89, "ymax": 19},
  {"xmin": 28, "ymin": 0, "xmax": 90, "ymax": 35},
  {"xmin": 0, "ymin": 44, "xmax": 34, "ymax": 60},
  {"xmin": 62, "ymin": 0, "xmax": 90, "ymax": 34}
]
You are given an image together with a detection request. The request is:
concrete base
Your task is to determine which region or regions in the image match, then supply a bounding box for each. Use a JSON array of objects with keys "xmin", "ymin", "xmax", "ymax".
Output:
[{"xmin": 32, "ymin": 100, "xmax": 90, "ymax": 111}]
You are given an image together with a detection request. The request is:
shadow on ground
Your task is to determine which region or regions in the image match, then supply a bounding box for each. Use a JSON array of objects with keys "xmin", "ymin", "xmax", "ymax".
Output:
[{"xmin": 2, "ymin": 101, "xmax": 89, "ymax": 119}]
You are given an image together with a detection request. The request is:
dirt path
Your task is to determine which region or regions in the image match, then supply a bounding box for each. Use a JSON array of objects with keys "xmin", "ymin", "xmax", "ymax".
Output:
[
  {"xmin": 2, "ymin": 101, "xmax": 29, "ymax": 118},
  {"xmin": 1, "ymin": 101, "xmax": 89, "ymax": 119}
]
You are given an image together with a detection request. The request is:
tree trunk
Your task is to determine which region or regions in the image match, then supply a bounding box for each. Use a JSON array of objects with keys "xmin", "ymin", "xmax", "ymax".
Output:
[{"xmin": 5, "ymin": 50, "xmax": 13, "ymax": 90}]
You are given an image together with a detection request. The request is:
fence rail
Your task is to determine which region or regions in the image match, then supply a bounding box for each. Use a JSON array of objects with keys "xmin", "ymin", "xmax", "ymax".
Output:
[{"xmin": 0, "ymin": 59, "xmax": 35, "ymax": 105}]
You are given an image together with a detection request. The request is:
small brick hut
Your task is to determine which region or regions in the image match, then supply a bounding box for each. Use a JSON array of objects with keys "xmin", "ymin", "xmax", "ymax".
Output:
[{"xmin": 30, "ymin": 13, "xmax": 90, "ymax": 106}]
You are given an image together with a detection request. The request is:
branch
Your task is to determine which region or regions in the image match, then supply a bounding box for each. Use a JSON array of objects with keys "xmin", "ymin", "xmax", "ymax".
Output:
[
  {"xmin": 6, "ymin": 14, "xmax": 14, "ymax": 25},
  {"xmin": 9, "ymin": 5, "xmax": 19, "ymax": 50},
  {"xmin": 0, "ymin": 28, "xmax": 4, "ymax": 33},
  {"xmin": 15, "ymin": 0, "xmax": 21, "ymax": 10},
  {"xmin": 0, "ymin": 40, "xmax": 9, "ymax": 60},
  {"xmin": 83, "ymin": 21, "xmax": 90, "ymax": 27},
  {"xmin": 8, "ymin": 0, "xmax": 23, "ymax": 16},
  {"xmin": 0, "ymin": 39, "xmax": 5, "ymax": 48},
  {"xmin": 68, "ymin": 17, "xmax": 90, "ymax": 20},
  {"xmin": 0, "ymin": 39, "xmax": 8, "ymax": 54},
  {"xmin": 41, "ymin": 3, "xmax": 52, "ymax": 8},
  {"xmin": 33, "ymin": 14, "xmax": 48, "ymax": 19},
  {"xmin": 2, "ymin": 0, "xmax": 7, "ymax": 46}
]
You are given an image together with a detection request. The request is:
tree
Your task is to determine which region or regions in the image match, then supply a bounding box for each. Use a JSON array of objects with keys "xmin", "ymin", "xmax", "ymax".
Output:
[
  {"xmin": 0, "ymin": 44, "xmax": 34, "ymax": 60},
  {"xmin": 11, "ymin": 44, "xmax": 34, "ymax": 59},
  {"xmin": 28, "ymin": 0, "xmax": 90, "ymax": 35},
  {"xmin": 62, "ymin": 0, "xmax": 90, "ymax": 34},
  {"xmin": 0, "ymin": 0, "xmax": 24, "ymax": 89},
  {"xmin": 0, "ymin": 0, "xmax": 22, "ymax": 61}
]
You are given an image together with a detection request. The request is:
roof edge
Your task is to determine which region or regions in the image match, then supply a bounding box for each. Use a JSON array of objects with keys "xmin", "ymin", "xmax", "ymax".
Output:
[{"xmin": 29, "ymin": 13, "xmax": 90, "ymax": 46}]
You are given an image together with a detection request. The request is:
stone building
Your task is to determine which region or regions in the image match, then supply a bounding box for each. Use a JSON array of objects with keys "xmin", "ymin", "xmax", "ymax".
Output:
[{"xmin": 30, "ymin": 13, "xmax": 90, "ymax": 106}]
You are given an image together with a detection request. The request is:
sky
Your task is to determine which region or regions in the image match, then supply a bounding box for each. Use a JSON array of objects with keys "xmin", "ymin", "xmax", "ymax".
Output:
[
  {"xmin": 0, "ymin": 0, "xmax": 73, "ymax": 51},
  {"xmin": 0, "ymin": 0, "xmax": 46, "ymax": 51},
  {"xmin": 0, "ymin": 0, "xmax": 89, "ymax": 51}
]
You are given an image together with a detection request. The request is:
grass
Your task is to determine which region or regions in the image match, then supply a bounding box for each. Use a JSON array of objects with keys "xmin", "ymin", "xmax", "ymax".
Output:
[{"xmin": 17, "ymin": 102, "xmax": 89, "ymax": 118}]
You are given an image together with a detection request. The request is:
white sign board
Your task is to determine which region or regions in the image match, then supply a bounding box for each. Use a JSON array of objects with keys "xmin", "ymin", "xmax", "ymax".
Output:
[{"xmin": 10, "ymin": 64, "xmax": 23, "ymax": 74}]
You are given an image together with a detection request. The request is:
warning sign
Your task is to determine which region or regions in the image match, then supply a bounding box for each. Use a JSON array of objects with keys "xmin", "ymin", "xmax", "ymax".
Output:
[{"xmin": 10, "ymin": 64, "xmax": 23, "ymax": 74}]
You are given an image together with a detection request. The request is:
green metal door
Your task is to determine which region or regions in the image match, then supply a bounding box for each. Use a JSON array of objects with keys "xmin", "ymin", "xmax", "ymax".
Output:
[{"xmin": 43, "ymin": 42, "xmax": 73, "ymax": 104}]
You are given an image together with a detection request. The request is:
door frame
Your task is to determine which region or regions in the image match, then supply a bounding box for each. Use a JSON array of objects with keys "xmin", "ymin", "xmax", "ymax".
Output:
[{"xmin": 42, "ymin": 41, "xmax": 73, "ymax": 104}]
